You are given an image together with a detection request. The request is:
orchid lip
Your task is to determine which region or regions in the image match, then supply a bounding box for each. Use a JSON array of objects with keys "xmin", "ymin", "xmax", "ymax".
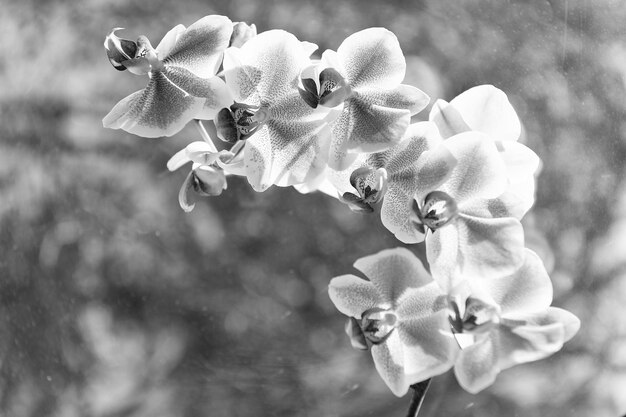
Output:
[
  {"xmin": 448, "ymin": 296, "xmax": 501, "ymax": 339},
  {"xmin": 216, "ymin": 103, "xmax": 269, "ymax": 143},
  {"xmin": 299, "ymin": 66, "xmax": 352, "ymax": 109},
  {"xmin": 414, "ymin": 190, "xmax": 458, "ymax": 232}
]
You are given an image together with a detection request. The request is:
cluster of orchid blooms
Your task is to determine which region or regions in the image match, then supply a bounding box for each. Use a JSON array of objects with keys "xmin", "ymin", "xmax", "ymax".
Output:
[{"xmin": 103, "ymin": 14, "xmax": 580, "ymax": 400}]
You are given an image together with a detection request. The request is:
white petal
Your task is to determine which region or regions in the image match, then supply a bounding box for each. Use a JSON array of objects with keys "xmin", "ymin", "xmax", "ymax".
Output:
[
  {"xmin": 353, "ymin": 248, "xmax": 433, "ymax": 307},
  {"xmin": 167, "ymin": 147, "xmax": 192, "ymax": 171},
  {"xmin": 156, "ymin": 24, "xmax": 185, "ymax": 58},
  {"xmin": 427, "ymin": 215, "xmax": 525, "ymax": 290},
  {"xmin": 439, "ymin": 132, "xmax": 507, "ymax": 204},
  {"xmin": 371, "ymin": 331, "xmax": 410, "ymax": 396},
  {"xmin": 449, "ymin": 85, "xmax": 521, "ymax": 142},
  {"xmin": 428, "ymin": 99, "xmax": 471, "ymax": 139},
  {"xmin": 398, "ymin": 310, "xmax": 458, "ymax": 379},
  {"xmin": 499, "ymin": 141, "xmax": 541, "ymax": 217},
  {"xmin": 454, "ymin": 337, "xmax": 499, "ymax": 394},
  {"xmin": 480, "ymin": 249, "xmax": 553, "ymax": 316}
]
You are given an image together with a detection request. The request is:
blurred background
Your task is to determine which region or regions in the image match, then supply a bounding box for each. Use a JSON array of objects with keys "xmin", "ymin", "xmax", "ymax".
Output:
[{"xmin": 1, "ymin": 0, "xmax": 625, "ymax": 416}]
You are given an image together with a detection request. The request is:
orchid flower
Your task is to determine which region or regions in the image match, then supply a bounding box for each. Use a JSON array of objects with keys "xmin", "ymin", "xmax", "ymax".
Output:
[
  {"xmin": 405, "ymin": 132, "xmax": 526, "ymax": 291},
  {"xmin": 167, "ymin": 138, "xmax": 245, "ymax": 212},
  {"xmin": 429, "ymin": 85, "xmax": 540, "ymax": 218},
  {"xmin": 299, "ymin": 28, "xmax": 430, "ymax": 170},
  {"xmin": 103, "ymin": 15, "xmax": 234, "ymax": 138},
  {"xmin": 220, "ymin": 30, "xmax": 334, "ymax": 191},
  {"xmin": 325, "ymin": 122, "xmax": 456, "ymax": 228},
  {"xmin": 446, "ymin": 249, "xmax": 580, "ymax": 393},
  {"xmin": 328, "ymin": 248, "xmax": 457, "ymax": 396}
]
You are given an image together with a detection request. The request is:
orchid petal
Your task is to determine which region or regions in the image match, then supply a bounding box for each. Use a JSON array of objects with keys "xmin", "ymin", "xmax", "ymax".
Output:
[
  {"xmin": 222, "ymin": 47, "xmax": 262, "ymax": 105},
  {"xmin": 337, "ymin": 28, "xmax": 406, "ymax": 90},
  {"xmin": 454, "ymin": 337, "xmax": 499, "ymax": 394},
  {"xmin": 371, "ymin": 331, "xmax": 410, "ymax": 396},
  {"xmin": 427, "ymin": 215, "xmax": 525, "ymax": 290},
  {"xmin": 449, "ymin": 85, "xmax": 521, "ymax": 142},
  {"xmin": 193, "ymin": 165, "xmax": 227, "ymax": 196},
  {"xmin": 164, "ymin": 66, "xmax": 234, "ymax": 118},
  {"xmin": 429, "ymin": 99, "xmax": 471, "ymax": 139},
  {"xmin": 380, "ymin": 186, "xmax": 425, "ymax": 244},
  {"xmin": 163, "ymin": 15, "xmax": 233, "ymax": 77},
  {"xmin": 455, "ymin": 307, "xmax": 579, "ymax": 393},
  {"xmin": 497, "ymin": 322, "xmax": 563, "ymax": 368},
  {"xmin": 244, "ymin": 95, "xmax": 331, "ymax": 191},
  {"xmin": 396, "ymin": 282, "xmax": 449, "ymax": 320},
  {"xmin": 380, "ymin": 124, "xmax": 456, "ymax": 243},
  {"xmin": 459, "ymin": 192, "xmax": 528, "ymax": 222},
  {"xmin": 197, "ymin": 77, "xmax": 234, "ymax": 120},
  {"xmin": 499, "ymin": 141, "xmax": 540, "ymax": 216},
  {"xmin": 479, "ymin": 249, "xmax": 553, "ymax": 316},
  {"xmin": 178, "ymin": 170, "xmax": 197, "ymax": 212},
  {"xmin": 223, "ymin": 30, "xmax": 318, "ymax": 103},
  {"xmin": 328, "ymin": 274, "xmax": 380, "ymax": 318},
  {"xmin": 353, "ymin": 248, "xmax": 432, "ymax": 307},
  {"xmin": 398, "ymin": 310, "xmax": 457, "ymax": 378},
  {"xmin": 434, "ymin": 132, "xmax": 507, "ymax": 204},
  {"xmin": 167, "ymin": 148, "xmax": 192, "ymax": 171},
  {"xmin": 102, "ymin": 73, "xmax": 203, "ymax": 138},
  {"xmin": 229, "ymin": 22, "xmax": 257, "ymax": 48},
  {"xmin": 155, "ymin": 24, "xmax": 185, "ymax": 58},
  {"xmin": 328, "ymin": 88, "xmax": 419, "ymax": 170}
]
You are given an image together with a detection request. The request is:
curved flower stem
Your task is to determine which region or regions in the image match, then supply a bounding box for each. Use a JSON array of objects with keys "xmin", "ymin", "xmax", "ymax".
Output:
[
  {"xmin": 194, "ymin": 119, "xmax": 218, "ymax": 153},
  {"xmin": 405, "ymin": 379, "xmax": 432, "ymax": 417}
]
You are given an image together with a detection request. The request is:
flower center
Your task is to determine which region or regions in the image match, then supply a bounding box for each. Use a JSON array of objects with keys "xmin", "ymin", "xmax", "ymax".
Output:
[
  {"xmin": 340, "ymin": 166, "xmax": 388, "ymax": 213},
  {"xmin": 412, "ymin": 190, "xmax": 459, "ymax": 233},
  {"xmin": 216, "ymin": 103, "xmax": 270, "ymax": 143},
  {"xmin": 345, "ymin": 307, "xmax": 397, "ymax": 350},
  {"xmin": 299, "ymin": 66, "xmax": 352, "ymax": 109},
  {"xmin": 448, "ymin": 296, "xmax": 500, "ymax": 337}
]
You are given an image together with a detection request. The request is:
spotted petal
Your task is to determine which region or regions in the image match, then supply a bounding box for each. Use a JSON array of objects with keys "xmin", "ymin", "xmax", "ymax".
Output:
[
  {"xmin": 243, "ymin": 95, "xmax": 331, "ymax": 191},
  {"xmin": 103, "ymin": 74, "xmax": 202, "ymax": 138},
  {"xmin": 336, "ymin": 28, "xmax": 406, "ymax": 90},
  {"xmin": 103, "ymin": 69, "xmax": 230, "ymax": 137},
  {"xmin": 328, "ymin": 274, "xmax": 380, "ymax": 318},
  {"xmin": 329, "ymin": 85, "xmax": 429, "ymax": 170},
  {"xmin": 380, "ymin": 123, "xmax": 456, "ymax": 243},
  {"xmin": 223, "ymin": 30, "xmax": 318, "ymax": 104},
  {"xmin": 162, "ymin": 15, "xmax": 233, "ymax": 77}
]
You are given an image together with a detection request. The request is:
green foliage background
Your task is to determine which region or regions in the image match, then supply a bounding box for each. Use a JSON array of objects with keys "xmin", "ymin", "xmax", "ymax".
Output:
[{"xmin": 1, "ymin": 0, "xmax": 625, "ymax": 416}]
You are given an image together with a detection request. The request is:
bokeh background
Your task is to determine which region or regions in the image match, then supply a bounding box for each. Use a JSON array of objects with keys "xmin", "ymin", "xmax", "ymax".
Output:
[{"xmin": 2, "ymin": 0, "xmax": 626, "ymax": 416}]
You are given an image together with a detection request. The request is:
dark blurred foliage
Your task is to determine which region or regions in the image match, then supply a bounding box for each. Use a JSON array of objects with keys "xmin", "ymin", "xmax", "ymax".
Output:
[{"xmin": 1, "ymin": 0, "xmax": 626, "ymax": 416}]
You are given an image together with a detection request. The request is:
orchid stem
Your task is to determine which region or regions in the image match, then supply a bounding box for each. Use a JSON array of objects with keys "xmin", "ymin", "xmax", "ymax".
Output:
[
  {"xmin": 194, "ymin": 119, "xmax": 218, "ymax": 153},
  {"xmin": 405, "ymin": 379, "xmax": 431, "ymax": 417}
]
